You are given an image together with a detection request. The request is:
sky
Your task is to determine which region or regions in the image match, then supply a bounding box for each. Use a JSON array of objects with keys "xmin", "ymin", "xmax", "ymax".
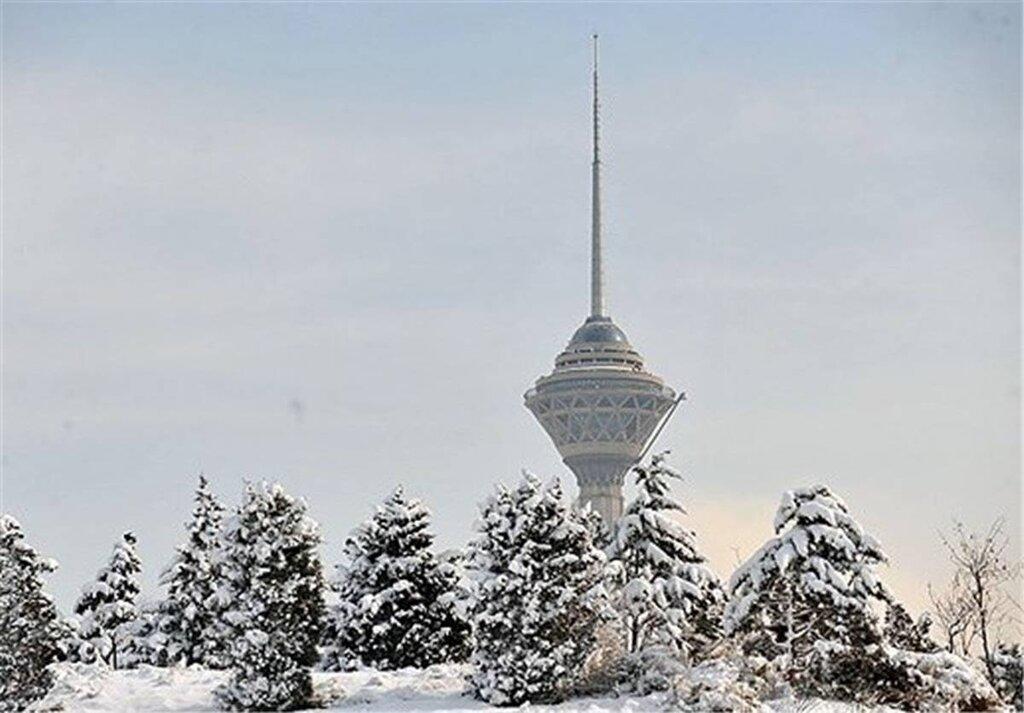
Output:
[{"xmin": 2, "ymin": 2, "xmax": 1020, "ymax": 617}]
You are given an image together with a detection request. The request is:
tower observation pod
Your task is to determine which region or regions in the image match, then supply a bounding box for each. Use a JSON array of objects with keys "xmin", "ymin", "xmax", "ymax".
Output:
[{"xmin": 523, "ymin": 37, "xmax": 678, "ymax": 524}]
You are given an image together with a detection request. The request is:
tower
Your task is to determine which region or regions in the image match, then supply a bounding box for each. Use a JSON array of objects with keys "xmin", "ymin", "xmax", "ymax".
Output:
[{"xmin": 523, "ymin": 37, "xmax": 678, "ymax": 524}]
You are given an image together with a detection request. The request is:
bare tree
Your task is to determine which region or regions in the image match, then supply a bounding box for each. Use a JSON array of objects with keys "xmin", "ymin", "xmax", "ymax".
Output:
[
  {"xmin": 928, "ymin": 576, "xmax": 977, "ymax": 655},
  {"xmin": 938, "ymin": 518, "xmax": 1020, "ymax": 678}
]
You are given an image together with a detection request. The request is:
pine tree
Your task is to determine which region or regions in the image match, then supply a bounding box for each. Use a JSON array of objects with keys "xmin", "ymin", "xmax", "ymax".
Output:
[
  {"xmin": 724, "ymin": 485, "xmax": 889, "ymax": 665},
  {"xmin": 467, "ymin": 474, "xmax": 611, "ymax": 706},
  {"xmin": 883, "ymin": 602, "xmax": 938, "ymax": 653},
  {"xmin": 216, "ymin": 482, "xmax": 325, "ymax": 712},
  {"xmin": 606, "ymin": 452, "xmax": 723, "ymax": 661},
  {"xmin": 321, "ymin": 486, "xmax": 470, "ymax": 671},
  {"xmin": 160, "ymin": 475, "xmax": 226, "ymax": 667},
  {"xmin": 580, "ymin": 503, "xmax": 611, "ymax": 550},
  {"xmin": 73, "ymin": 531, "xmax": 142, "ymax": 669},
  {"xmin": 0, "ymin": 515, "xmax": 64, "ymax": 711},
  {"xmin": 60, "ymin": 616, "xmax": 97, "ymax": 665},
  {"xmin": 990, "ymin": 642, "xmax": 1022, "ymax": 710},
  {"xmin": 121, "ymin": 600, "xmax": 174, "ymax": 668}
]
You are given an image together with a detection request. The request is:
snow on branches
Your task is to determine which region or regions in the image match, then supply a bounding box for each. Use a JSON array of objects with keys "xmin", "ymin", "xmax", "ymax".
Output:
[
  {"xmin": 0, "ymin": 515, "xmax": 64, "ymax": 711},
  {"xmin": 214, "ymin": 482, "xmax": 325, "ymax": 712},
  {"xmin": 466, "ymin": 474, "xmax": 611, "ymax": 706},
  {"xmin": 884, "ymin": 601, "xmax": 938, "ymax": 653},
  {"xmin": 321, "ymin": 486, "xmax": 470, "ymax": 671},
  {"xmin": 724, "ymin": 485, "xmax": 890, "ymax": 662},
  {"xmin": 70, "ymin": 532, "xmax": 142, "ymax": 670},
  {"xmin": 160, "ymin": 475, "xmax": 227, "ymax": 668},
  {"xmin": 606, "ymin": 452, "xmax": 723, "ymax": 661}
]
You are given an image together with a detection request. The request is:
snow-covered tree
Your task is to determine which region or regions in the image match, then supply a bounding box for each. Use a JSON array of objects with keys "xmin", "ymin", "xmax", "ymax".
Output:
[
  {"xmin": 59, "ymin": 616, "xmax": 96, "ymax": 665},
  {"xmin": 160, "ymin": 475, "xmax": 226, "ymax": 667},
  {"xmin": 884, "ymin": 601, "xmax": 938, "ymax": 653},
  {"xmin": 806, "ymin": 644, "xmax": 1001, "ymax": 709},
  {"xmin": 121, "ymin": 600, "xmax": 174, "ymax": 668},
  {"xmin": 215, "ymin": 482, "xmax": 325, "ymax": 712},
  {"xmin": 607, "ymin": 452, "xmax": 723, "ymax": 661},
  {"xmin": 72, "ymin": 531, "xmax": 142, "ymax": 669},
  {"xmin": 0, "ymin": 515, "xmax": 64, "ymax": 711},
  {"xmin": 724, "ymin": 485, "xmax": 889, "ymax": 664},
  {"xmin": 989, "ymin": 642, "xmax": 1022, "ymax": 710},
  {"xmin": 321, "ymin": 486, "xmax": 470, "ymax": 671},
  {"xmin": 466, "ymin": 474, "xmax": 611, "ymax": 706},
  {"xmin": 580, "ymin": 503, "xmax": 611, "ymax": 550}
]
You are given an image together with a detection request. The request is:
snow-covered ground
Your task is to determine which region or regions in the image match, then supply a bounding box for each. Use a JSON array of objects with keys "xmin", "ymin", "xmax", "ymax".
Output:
[
  {"xmin": 32, "ymin": 663, "xmax": 652, "ymax": 711},
  {"xmin": 30, "ymin": 663, "xmax": 871, "ymax": 712}
]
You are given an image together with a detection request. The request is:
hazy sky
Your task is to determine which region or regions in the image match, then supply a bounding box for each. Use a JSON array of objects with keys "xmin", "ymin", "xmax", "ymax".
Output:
[{"xmin": 3, "ymin": 3, "xmax": 1020, "ymax": 615}]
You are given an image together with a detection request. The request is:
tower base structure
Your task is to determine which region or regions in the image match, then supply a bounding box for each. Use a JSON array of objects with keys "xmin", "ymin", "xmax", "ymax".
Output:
[{"xmin": 565, "ymin": 453, "xmax": 632, "ymax": 523}]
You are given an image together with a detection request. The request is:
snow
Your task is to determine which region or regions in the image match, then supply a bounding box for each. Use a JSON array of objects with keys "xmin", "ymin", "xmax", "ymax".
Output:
[
  {"xmin": 30, "ymin": 662, "xmax": 903, "ymax": 712},
  {"xmin": 68, "ymin": 532, "xmax": 143, "ymax": 667},
  {"xmin": 607, "ymin": 453, "xmax": 724, "ymax": 658},
  {"xmin": 32, "ymin": 663, "xmax": 226, "ymax": 712},
  {"xmin": 796, "ymin": 501, "xmax": 837, "ymax": 527},
  {"xmin": 724, "ymin": 484, "xmax": 890, "ymax": 642},
  {"xmin": 465, "ymin": 475, "xmax": 611, "ymax": 705},
  {"xmin": 886, "ymin": 647, "xmax": 1000, "ymax": 708},
  {"xmin": 323, "ymin": 486, "xmax": 470, "ymax": 672},
  {"xmin": 214, "ymin": 480, "xmax": 325, "ymax": 710},
  {"xmin": 30, "ymin": 663, "xmax": 659, "ymax": 711}
]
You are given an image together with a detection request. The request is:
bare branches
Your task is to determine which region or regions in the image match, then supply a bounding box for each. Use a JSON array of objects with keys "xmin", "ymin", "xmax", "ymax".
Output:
[{"xmin": 928, "ymin": 578, "xmax": 977, "ymax": 656}]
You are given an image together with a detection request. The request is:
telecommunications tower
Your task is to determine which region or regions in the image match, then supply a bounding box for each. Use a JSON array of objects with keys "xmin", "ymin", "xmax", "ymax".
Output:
[{"xmin": 523, "ymin": 37, "xmax": 679, "ymax": 523}]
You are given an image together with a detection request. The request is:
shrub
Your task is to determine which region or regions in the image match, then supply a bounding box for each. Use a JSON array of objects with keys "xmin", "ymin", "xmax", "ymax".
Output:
[{"xmin": 798, "ymin": 643, "xmax": 1001, "ymax": 711}]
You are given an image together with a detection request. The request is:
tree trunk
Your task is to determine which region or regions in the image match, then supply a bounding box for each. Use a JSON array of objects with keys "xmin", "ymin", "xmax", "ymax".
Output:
[
  {"xmin": 974, "ymin": 574, "xmax": 994, "ymax": 679},
  {"xmin": 784, "ymin": 577, "xmax": 794, "ymax": 665}
]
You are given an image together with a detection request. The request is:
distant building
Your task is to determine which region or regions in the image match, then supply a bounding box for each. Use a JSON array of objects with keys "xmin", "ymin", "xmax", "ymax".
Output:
[{"xmin": 524, "ymin": 38, "xmax": 678, "ymax": 524}]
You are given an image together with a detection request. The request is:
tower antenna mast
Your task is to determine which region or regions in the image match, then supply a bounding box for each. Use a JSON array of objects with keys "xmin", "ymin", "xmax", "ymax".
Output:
[{"xmin": 590, "ymin": 33, "xmax": 605, "ymax": 318}]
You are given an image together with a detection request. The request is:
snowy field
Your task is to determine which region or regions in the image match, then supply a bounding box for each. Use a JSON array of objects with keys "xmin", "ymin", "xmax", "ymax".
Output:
[
  {"xmin": 32, "ymin": 664, "xmax": 637, "ymax": 712},
  {"xmin": 31, "ymin": 663, "xmax": 871, "ymax": 712}
]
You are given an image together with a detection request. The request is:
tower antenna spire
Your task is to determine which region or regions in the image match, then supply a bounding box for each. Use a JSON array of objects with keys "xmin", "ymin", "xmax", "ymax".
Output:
[{"xmin": 590, "ymin": 33, "xmax": 605, "ymax": 318}]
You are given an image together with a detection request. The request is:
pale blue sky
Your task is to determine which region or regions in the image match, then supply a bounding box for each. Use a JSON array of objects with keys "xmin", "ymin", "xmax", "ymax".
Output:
[{"xmin": 2, "ymin": 2, "xmax": 1020, "ymax": 614}]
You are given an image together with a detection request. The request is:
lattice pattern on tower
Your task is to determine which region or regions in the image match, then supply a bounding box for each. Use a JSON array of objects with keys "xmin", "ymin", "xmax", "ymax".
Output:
[{"xmin": 526, "ymin": 389, "xmax": 670, "ymax": 448}]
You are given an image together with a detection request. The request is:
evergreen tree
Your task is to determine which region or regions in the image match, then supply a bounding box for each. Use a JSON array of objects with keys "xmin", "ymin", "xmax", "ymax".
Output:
[
  {"xmin": 883, "ymin": 602, "xmax": 938, "ymax": 653},
  {"xmin": 216, "ymin": 482, "xmax": 325, "ymax": 712},
  {"xmin": 606, "ymin": 452, "xmax": 723, "ymax": 661},
  {"xmin": 0, "ymin": 515, "xmax": 64, "ymax": 711},
  {"xmin": 121, "ymin": 600, "xmax": 174, "ymax": 668},
  {"xmin": 60, "ymin": 616, "xmax": 97, "ymax": 665},
  {"xmin": 580, "ymin": 503, "xmax": 611, "ymax": 550},
  {"xmin": 72, "ymin": 531, "xmax": 142, "ymax": 669},
  {"xmin": 160, "ymin": 475, "xmax": 226, "ymax": 667},
  {"xmin": 467, "ymin": 474, "xmax": 611, "ymax": 706},
  {"xmin": 321, "ymin": 486, "xmax": 470, "ymax": 671},
  {"xmin": 989, "ymin": 642, "xmax": 1022, "ymax": 710},
  {"xmin": 723, "ymin": 485, "xmax": 889, "ymax": 665}
]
